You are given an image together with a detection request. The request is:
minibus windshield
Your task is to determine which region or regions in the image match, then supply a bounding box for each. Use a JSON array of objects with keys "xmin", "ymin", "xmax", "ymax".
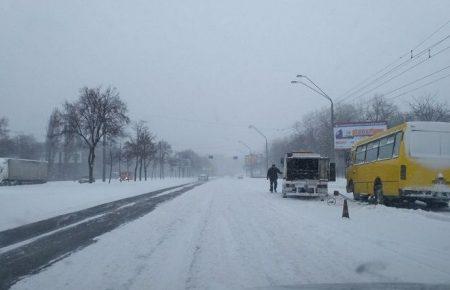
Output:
[{"xmin": 409, "ymin": 130, "xmax": 450, "ymax": 158}]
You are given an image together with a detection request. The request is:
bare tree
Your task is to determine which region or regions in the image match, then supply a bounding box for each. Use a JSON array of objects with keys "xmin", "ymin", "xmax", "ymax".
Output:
[
  {"xmin": 168, "ymin": 156, "xmax": 179, "ymax": 178},
  {"xmin": 0, "ymin": 117, "xmax": 44, "ymax": 161},
  {"xmin": 122, "ymin": 144, "xmax": 133, "ymax": 179},
  {"xmin": 107, "ymin": 140, "xmax": 122, "ymax": 183},
  {"xmin": 14, "ymin": 134, "xmax": 42, "ymax": 160},
  {"xmin": 123, "ymin": 123, "xmax": 142, "ymax": 181},
  {"xmin": 174, "ymin": 149, "xmax": 211, "ymax": 177},
  {"xmin": 0, "ymin": 117, "xmax": 9, "ymax": 139},
  {"xmin": 141, "ymin": 129, "xmax": 156, "ymax": 181},
  {"xmin": 62, "ymin": 86, "xmax": 129, "ymax": 183},
  {"xmin": 363, "ymin": 95, "xmax": 399, "ymax": 124},
  {"xmin": 45, "ymin": 109, "xmax": 63, "ymax": 179},
  {"xmin": 123, "ymin": 121, "xmax": 156, "ymax": 181},
  {"xmin": 0, "ymin": 117, "xmax": 14, "ymax": 157},
  {"xmin": 123, "ymin": 141, "xmax": 137, "ymax": 180},
  {"xmin": 334, "ymin": 103, "xmax": 363, "ymax": 123},
  {"xmin": 157, "ymin": 140, "xmax": 172, "ymax": 179},
  {"xmin": 409, "ymin": 95, "xmax": 450, "ymax": 122}
]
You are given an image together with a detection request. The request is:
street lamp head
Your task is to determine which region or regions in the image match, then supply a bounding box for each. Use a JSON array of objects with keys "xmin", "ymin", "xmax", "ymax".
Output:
[
  {"xmin": 290, "ymin": 80, "xmax": 298, "ymax": 84},
  {"xmin": 248, "ymin": 125, "xmax": 253, "ymax": 129},
  {"xmin": 296, "ymin": 74, "xmax": 304, "ymax": 78}
]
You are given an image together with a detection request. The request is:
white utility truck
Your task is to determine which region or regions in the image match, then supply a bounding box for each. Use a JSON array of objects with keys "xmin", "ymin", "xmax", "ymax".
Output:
[
  {"xmin": 0, "ymin": 158, "xmax": 48, "ymax": 185},
  {"xmin": 281, "ymin": 151, "xmax": 335, "ymax": 198}
]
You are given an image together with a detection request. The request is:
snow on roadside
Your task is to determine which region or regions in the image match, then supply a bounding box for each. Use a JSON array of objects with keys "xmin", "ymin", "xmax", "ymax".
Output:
[
  {"xmin": 12, "ymin": 177, "xmax": 450, "ymax": 290},
  {"xmin": 0, "ymin": 178, "xmax": 194, "ymax": 231},
  {"xmin": 330, "ymin": 177, "xmax": 349, "ymax": 197}
]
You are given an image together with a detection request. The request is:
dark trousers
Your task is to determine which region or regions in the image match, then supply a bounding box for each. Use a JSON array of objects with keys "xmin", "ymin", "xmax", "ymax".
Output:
[{"xmin": 269, "ymin": 179, "xmax": 277, "ymax": 192}]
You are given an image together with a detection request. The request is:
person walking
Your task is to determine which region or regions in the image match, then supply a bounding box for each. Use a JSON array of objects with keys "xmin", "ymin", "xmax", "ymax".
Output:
[{"xmin": 266, "ymin": 164, "xmax": 282, "ymax": 193}]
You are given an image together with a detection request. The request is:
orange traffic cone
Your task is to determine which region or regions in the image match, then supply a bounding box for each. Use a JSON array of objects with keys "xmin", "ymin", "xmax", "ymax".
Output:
[{"xmin": 342, "ymin": 199, "xmax": 349, "ymax": 218}]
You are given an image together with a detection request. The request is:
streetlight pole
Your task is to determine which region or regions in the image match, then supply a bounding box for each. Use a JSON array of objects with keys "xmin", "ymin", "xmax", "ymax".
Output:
[
  {"xmin": 248, "ymin": 125, "xmax": 269, "ymax": 172},
  {"xmin": 291, "ymin": 75, "xmax": 335, "ymax": 161}
]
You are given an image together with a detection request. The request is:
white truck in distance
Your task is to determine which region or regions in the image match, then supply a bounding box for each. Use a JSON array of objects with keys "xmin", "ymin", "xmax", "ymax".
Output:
[
  {"xmin": 281, "ymin": 152, "xmax": 335, "ymax": 198},
  {"xmin": 0, "ymin": 158, "xmax": 48, "ymax": 185}
]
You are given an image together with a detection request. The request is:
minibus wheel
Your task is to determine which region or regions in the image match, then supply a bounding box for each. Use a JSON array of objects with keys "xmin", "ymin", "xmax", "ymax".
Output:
[
  {"xmin": 348, "ymin": 181, "xmax": 360, "ymax": 200},
  {"xmin": 346, "ymin": 180, "xmax": 353, "ymax": 193},
  {"xmin": 374, "ymin": 180, "xmax": 385, "ymax": 205}
]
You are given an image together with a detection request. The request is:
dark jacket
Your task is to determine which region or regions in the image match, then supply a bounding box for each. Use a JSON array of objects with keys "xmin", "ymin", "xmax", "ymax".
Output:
[{"xmin": 267, "ymin": 166, "xmax": 282, "ymax": 180}]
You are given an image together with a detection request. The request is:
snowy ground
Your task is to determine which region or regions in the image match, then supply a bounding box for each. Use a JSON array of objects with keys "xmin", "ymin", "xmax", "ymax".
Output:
[
  {"xmin": 10, "ymin": 177, "xmax": 450, "ymax": 290},
  {"xmin": 0, "ymin": 178, "xmax": 194, "ymax": 231}
]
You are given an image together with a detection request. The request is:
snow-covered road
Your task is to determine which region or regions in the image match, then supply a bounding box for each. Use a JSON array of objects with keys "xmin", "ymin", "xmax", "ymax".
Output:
[{"xmin": 11, "ymin": 178, "xmax": 450, "ymax": 290}]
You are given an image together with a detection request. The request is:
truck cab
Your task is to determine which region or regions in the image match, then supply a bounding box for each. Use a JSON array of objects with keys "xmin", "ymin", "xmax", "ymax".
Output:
[{"xmin": 281, "ymin": 152, "xmax": 335, "ymax": 198}]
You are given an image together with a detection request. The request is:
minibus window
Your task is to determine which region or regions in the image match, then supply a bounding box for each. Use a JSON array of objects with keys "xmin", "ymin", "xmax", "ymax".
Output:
[
  {"xmin": 393, "ymin": 132, "xmax": 402, "ymax": 157},
  {"xmin": 355, "ymin": 145, "xmax": 366, "ymax": 163},
  {"xmin": 378, "ymin": 135, "xmax": 395, "ymax": 160},
  {"xmin": 365, "ymin": 140, "xmax": 380, "ymax": 162}
]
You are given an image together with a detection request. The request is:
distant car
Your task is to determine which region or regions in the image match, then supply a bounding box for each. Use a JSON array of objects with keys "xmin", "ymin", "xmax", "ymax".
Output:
[
  {"xmin": 78, "ymin": 177, "xmax": 95, "ymax": 183},
  {"xmin": 119, "ymin": 172, "xmax": 132, "ymax": 182},
  {"xmin": 198, "ymin": 174, "xmax": 209, "ymax": 181},
  {"xmin": 237, "ymin": 175, "xmax": 244, "ymax": 179}
]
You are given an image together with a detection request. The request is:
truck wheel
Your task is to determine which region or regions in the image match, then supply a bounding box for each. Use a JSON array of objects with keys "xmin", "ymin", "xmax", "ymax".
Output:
[
  {"xmin": 282, "ymin": 191, "xmax": 287, "ymax": 198},
  {"xmin": 374, "ymin": 180, "xmax": 385, "ymax": 205}
]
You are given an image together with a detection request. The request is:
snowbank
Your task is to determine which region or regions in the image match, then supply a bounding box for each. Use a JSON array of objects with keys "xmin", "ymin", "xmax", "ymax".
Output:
[{"xmin": 0, "ymin": 178, "xmax": 194, "ymax": 231}]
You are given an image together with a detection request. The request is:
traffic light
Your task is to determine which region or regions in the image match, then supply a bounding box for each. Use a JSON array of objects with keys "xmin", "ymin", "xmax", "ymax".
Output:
[
  {"xmin": 233, "ymin": 156, "xmax": 238, "ymax": 160},
  {"xmin": 208, "ymin": 155, "xmax": 214, "ymax": 159}
]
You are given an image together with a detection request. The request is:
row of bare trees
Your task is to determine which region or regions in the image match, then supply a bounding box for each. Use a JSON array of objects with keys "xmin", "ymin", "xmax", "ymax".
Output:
[
  {"xmin": 269, "ymin": 94, "xmax": 450, "ymax": 165},
  {"xmin": 123, "ymin": 121, "xmax": 157, "ymax": 181},
  {"xmin": 43, "ymin": 87, "xmax": 130, "ymax": 182},
  {"xmin": 41, "ymin": 86, "xmax": 211, "ymax": 183},
  {"xmin": 0, "ymin": 117, "xmax": 43, "ymax": 160}
]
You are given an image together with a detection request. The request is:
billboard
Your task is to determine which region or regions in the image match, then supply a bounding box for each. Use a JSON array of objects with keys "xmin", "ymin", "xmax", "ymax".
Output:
[{"xmin": 334, "ymin": 122, "xmax": 387, "ymax": 150}]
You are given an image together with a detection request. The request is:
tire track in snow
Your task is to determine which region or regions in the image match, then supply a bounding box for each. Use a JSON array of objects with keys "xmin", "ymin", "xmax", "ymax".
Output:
[
  {"xmin": 119, "ymin": 214, "xmax": 197, "ymax": 290},
  {"xmin": 185, "ymin": 195, "xmax": 215, "ymax": 290}
]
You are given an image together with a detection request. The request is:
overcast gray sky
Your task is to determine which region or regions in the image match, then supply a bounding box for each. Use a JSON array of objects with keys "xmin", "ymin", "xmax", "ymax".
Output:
[{"xmin": 1, "ymin": 0, "xmax": 449, "ymax": 156}]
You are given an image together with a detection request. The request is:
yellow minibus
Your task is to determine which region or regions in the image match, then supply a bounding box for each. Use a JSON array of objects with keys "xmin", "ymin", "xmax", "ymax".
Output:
[{"xmin": 346, "ymin": 121, "xmax": 450, "ymax": 206}]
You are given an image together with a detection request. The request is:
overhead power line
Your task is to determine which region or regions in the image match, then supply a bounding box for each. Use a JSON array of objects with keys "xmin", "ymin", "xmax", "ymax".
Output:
[
  {"xmin": 382, "ymin": 64, "xmax": 450, "ymax": 98},
  {"xmin": 337, "ymin": 34, "xmax": 450, "ymax": 103},
  {"xmin": 386, "ymin": 72, "xmax": 450, "ymax": 101},
  {"xmin": 411, "ymin": 20, "xmax": 450, "ymax": 51},
  {"xmin": 339, "ymin": 54, "xmax": 409, "ymax": 100},
  {"xmin": 338, "ymin": 19, "xmax": 450, "ymax": 102},
  {"xmin": 337, "ymin": 44, "xmax": 450, "ymax": 103}
]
